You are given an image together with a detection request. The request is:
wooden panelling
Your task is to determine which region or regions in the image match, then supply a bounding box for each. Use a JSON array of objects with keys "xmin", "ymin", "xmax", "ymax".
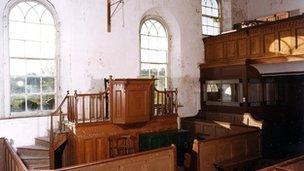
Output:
[
  {"xmin": 296, "ymin": 28, "xmax": 304, "ymax": 51},
  {"xmin": 264, "ymin": 33, "xmax": 276, "ymax": 53},
  {"xmin": 202, "ymin": 15, "xmax": 304, "ymax": 67},
  {"xmin": 70, "ymin": 116, "xmax": 177, "ymax": 165},
  {"xmin": 250, "ymin": 36, "xmax": 261, "ymax": 55},
  {"xmin": 279, "ymin": 30, "xmax": 293, "ymax": 54},
  {"xmin": 225, "ymin": 41, "xmax": 237, "ymax": 59},
  {"xmin": 238, "ymin": 38, "xmax": 247, "ymax": 57},
  {"xmin": 57, "ymin": 146, "xmax": 176, "ymax": 171},
  {"xmin": 83, "ymin": 139, "xmax": 94, "ymax": 163},
  {"xmin": 96, "ymin": 137, "xmax": 108, "ymax": 161},
  {"xmin": 110, "ymin": 79, "xmax": 154, "ymax": 124}
]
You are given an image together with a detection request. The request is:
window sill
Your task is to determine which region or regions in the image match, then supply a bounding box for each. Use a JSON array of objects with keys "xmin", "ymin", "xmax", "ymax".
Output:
[{"xmin": 0, "ymin": 113, "xmax": 51, "ymax": 121}]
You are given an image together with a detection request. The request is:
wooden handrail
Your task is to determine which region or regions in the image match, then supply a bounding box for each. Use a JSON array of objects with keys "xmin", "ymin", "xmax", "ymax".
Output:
[{"xmin": 1, "ymin": 138, "xmax": 28, "ymax": 171}]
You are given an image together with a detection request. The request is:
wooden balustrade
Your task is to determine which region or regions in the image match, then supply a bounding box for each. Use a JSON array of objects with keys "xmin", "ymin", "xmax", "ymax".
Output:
[
  {"xmin": 0, "ymin": 138, "xmax": 27, "ymax": 171},
  {"xmin": 154, "ymin": 88, "xmax": 178, "ymax": 117}
]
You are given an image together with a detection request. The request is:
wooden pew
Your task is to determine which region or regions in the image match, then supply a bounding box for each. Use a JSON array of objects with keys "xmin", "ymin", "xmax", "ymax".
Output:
[
  {"xmin": 258, "ymin": 155, "xmax": 304, "ymax": 171},
  {"xmin": 182, "ymin": 120, "xmax": 261, "ymax": 171},
  {"xmin": 57, "ymin": 146, "xmax": 176, "ymax": 171}
]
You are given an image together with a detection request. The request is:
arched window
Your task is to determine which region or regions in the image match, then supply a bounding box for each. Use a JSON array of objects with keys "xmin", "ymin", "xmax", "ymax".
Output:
[
  {"xmin": 202, "ymin": 0, "xmax": 220, "ymax": 35},
  {"xmin": 140, "ymin": 18, "xmax": 169, "ymax": 90},
  {"xmin": 9, "ymin": 1, "xmax": 57, "ymax": 114}
]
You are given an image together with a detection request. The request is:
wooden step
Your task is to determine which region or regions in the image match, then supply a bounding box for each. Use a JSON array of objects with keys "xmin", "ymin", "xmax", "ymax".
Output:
[
  {"xmin": 27, "ymin": 163, "xmax": 50, "ymax": 170},
  {"xmin": 35, "ymin": 137, "xmax": 50, "ymax": 148},
  {"xmin": 20, "ymin": 155, "xmax": 49, "ymax": 166},
  {"xmin": 17, "ymin": 145, "xmax": 49, "ymax": 158}
]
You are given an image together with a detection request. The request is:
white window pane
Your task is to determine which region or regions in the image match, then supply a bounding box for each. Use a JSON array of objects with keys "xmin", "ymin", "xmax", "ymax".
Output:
[
  {"xmin": 42, "ymin": 94, "xmax": 55, "ymax": 110},
  {"xmin": 41, "ymin": 10, "xmax": 54, "ymax": 25},
  {"xmin": 140, "ymin": 63, "xmax": 150, "ymax": 76},
  {"xmin": 158, "ymin": 64, "xmax": 167, "ymax": 77},
  {"xmin": 17, "ymin": 2, "xmax": 32, "ymax": 17},
  {"xmin": 27, "ymin": 94, "xmax": 41, "ymax": 111},
  {"xmin": 26, "ymin": 60, "xmax": 41, "ymax": 76},
  {"xmin": 25, "ymin": 23, "xmax": 40, "ymax": 41},
  {"xmin": 42, "ymin": 77, "xmax": 55, "ymax": 93},
  {"xmin": 41, "ymin": 42, "xmax": 55, "ymax": 59},
  {"xmin": 9, "ymin": 21, "xmax": 25, "ymax": 40},
  {"xmin": 141, "ymin": 35, "xmax": 149, "ymax": 48},
  {"xmin": 141, "ymin": 49, "xmax": 149, "ymax": 63},
  {"xmin": 10, "ymin": 59, "xmax": 26, "ymax": 76},
  {"xmin": 41, "ymin": 25, "xmax": 55, "ymax": 42},
  {"xmin": 212, "ymin": 0, "xmax": 219, "ymax": 8},
  {"xmin": 158, "ymin": 27, "xmax": 167, "ymax": 37},
  {"xmin": 26, "ymin": 77, "xmax": 41, "ymax": 93},
  {"xmin": 34, "ymin": 4, "xmax": 47, "ymax": 18},
  {"xmin": 158, "ymin": 37, "xmax": 168, "ymax": 50},
  {"xmin": 41, "ymin": 60, "xmax": 55, "ymax": 76},
  {"xmin": 25, "ymin": 41, "xmax": 40, "ymax": 58},
  {"xmin": 149, "ymin": 25, "xmax": 158, "ymax": 36},
  {"xmin": 11, "ymin": 95, "xmax": 26, "ymax": 112},
  {"xmin": 9, "ymin": 7, "xmax": 24, "ymax": 21},
  {"xmin": 206, "ymin": 7, "xmax": 212, "ymax": 16},
  {"xmin": 11, "ymin": 76, "xmax": 25, "ymax": 94},
  {"xmin": 212, "ymin": 9, "xmax": 219, "ymax": 17},
  {"xmin": 140, "ymin": 23, "xmax": 149, "ymax": 35},
  {"xmin": 148, "ymin": 36, "xmax": 158, "ymax": 49},
  {"xmin": 9, "ymin": 40, "xmax": 24, "ymax": 57},
  {"xmin": 149, "ymin": 50, "xmax": 167, "ymax": 63},
  {"xmin": 25, "ymin": 7, "xmax": 40, "ymax": 23}
]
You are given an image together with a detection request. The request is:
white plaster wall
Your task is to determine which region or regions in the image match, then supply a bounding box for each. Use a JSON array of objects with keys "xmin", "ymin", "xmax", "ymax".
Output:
[
  {"xmin": 246, "ymin": 0, "xmax": 304, "ymax": 20},
  {"xmin": 0, "ymin": 0, "xmax": 204, "ymax": 147}
]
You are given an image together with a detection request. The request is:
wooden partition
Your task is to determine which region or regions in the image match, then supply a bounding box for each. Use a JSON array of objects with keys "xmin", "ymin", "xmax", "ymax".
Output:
[
  {"xmin": 57, "ymin": 146, "xmax": 176, "ymax": 171},
  {"xmin": 0, "ymin": 138, "xmax": 27, "ymax": 171}
]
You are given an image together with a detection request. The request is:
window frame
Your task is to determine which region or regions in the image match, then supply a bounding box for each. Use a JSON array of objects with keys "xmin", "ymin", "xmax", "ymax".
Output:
[
  {"xmin": 201, "ymin": 0, "xmax": 222, "ymax": 36},
  {"xmin": 139, "ymin": 16, "xmax": 171, "ymax": 90},
  {"xmin": 2, "ymin": 0, "xmax": 60, "ymax": 118}
]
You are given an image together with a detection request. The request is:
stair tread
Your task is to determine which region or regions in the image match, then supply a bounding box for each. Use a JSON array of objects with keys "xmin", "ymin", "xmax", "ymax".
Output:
[
  {"xmin": 20, "ymin": 155, "xmax": 49, "ymax": 160},
  {"xmin": 18, "ymin": 145, "xmax": 49, "ymax": 151},
  {"xmin": 35, "ymin": 136, "xmax": 50, "ymax": 143},
  {"xmin": 28, "ymin": 163, "xmax": 50, "ymax": 169}
]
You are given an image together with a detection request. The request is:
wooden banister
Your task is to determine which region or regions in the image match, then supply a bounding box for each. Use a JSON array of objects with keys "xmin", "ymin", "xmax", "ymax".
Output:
[{"xmin": 0, "ymin": 138, "xmax": 28, "ymax": 171}]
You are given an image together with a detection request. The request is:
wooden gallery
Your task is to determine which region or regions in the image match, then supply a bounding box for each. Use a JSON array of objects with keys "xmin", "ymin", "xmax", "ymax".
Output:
[{"xmin": 1, "ymin": 0, "xmax": 304, "ymax": 171}]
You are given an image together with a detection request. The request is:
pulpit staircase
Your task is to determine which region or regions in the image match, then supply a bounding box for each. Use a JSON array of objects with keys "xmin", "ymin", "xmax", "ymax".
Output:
[{"xmin": 14, "ymin": 80, "xmax": 178, "ymax": 170}]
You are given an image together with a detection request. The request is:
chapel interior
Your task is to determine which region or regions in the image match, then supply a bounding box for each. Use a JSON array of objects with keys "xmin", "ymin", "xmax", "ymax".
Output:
[{"xmin": 1, "ymin": 0, "xmax": 304, "ymax": 171}]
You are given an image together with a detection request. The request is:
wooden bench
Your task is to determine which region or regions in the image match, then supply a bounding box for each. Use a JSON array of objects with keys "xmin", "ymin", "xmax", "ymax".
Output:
[{"xmin": 214, "ymin": 155, "xmax": 261, "ymax": 171}]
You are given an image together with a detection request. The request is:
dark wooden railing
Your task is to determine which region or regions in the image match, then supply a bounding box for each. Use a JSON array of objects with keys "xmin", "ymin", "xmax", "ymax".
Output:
[
  {"xmin": 0, "ymin": 138, "xmax": 28, "ymax": 171},
  {"xmin": 154, "ymin": 88, "xmax": 178, "ymax": 117}
]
